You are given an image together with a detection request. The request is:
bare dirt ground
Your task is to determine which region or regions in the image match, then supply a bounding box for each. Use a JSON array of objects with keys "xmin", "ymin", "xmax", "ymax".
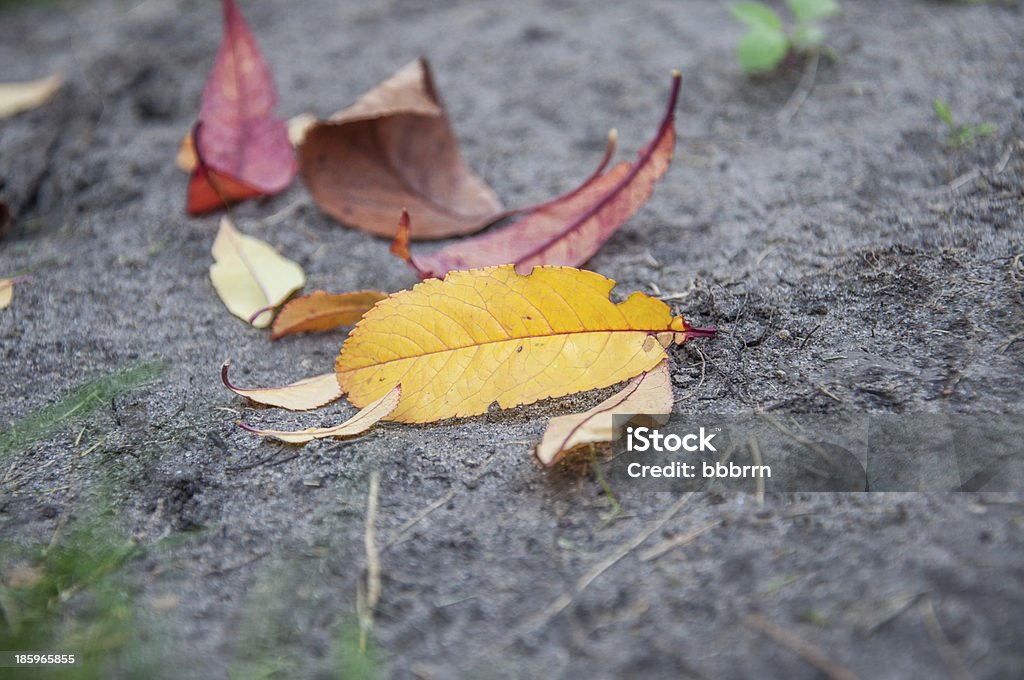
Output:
[{"xmin": 1, "ymin": 0, "xmax": 1023, "ymax": 678}]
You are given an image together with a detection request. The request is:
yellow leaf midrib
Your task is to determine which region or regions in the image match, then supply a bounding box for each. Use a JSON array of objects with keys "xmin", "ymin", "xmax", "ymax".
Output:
[{"xmin": 337, "ymin": 325, "xmax": 664, "ymax": 373}]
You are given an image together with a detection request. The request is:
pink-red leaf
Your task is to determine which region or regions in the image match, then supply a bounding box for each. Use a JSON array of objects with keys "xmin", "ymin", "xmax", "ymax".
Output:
[
  {"xmin": 187, "ymin": 0, "xmax": 295, "ymax": 215},
  {"xmin": 394, "ymin": 72, "xmax": 680, "ymax": 277}
]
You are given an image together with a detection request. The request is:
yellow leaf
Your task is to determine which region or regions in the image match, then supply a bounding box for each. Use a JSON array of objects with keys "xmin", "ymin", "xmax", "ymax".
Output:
[
  {"xmin": 222, "ymin": 362, "xmax": 342, "ymax": 411},
  {"xmin": 335, "ymin": 265, "xmax": 714, "ymax": 423},
  {"xmin": 533, "ymin": 360, "xmax": 673, "ymax": 466},
  {"xmin": 0, "ymin": 277, "xmax": 21, "ymax": 310},
  {"xmin": 210, "ymin": 217, "xmax": 305, "ymax": 328},
  {"xmin": 0, "ymin": 73, "xmax": 62, "ymax": 120},
  {"xmin": 238, "ymin": 384, "xmax": 400, "ymax": 443}
]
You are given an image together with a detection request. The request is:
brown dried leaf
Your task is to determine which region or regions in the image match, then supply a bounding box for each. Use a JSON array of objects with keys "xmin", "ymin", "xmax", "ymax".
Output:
[
  {"xmin": 299, "ymin": 58, "xmax": 502, "ymax": 240},
  {"xmin": 533, "ymin": 360, "xmax": 673, "ymax": 467},
  {"xmin": 271, "ymin": 289, "xmax": 387, "ymax": 340}
]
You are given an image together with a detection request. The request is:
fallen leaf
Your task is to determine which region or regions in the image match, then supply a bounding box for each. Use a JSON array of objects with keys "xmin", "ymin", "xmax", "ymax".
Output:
[
  {"xmin": 222, "ymin": 361, "xmax": 342, "ymax": 410},
  {"xmin": 187, "ymin": 0, "xmax": 295, "ymax": 215},
  {"xmin": 393, "ymin": 71, "xmax": 680, "ymax": 278},
  {"xmin": 533, "ymin": 360, "xmax": 673, "ymax": 467},
  {"xmin": 176, "ymin": 112, "xmax": 318, "ymax": 173},
  {"xmin": 271, "ymin": 290, "xmax": 388, "ymax": 340},
  {"xmin": 238, "ymin": 384, "xmax": 400, "ymax": 443},
  {"xmin": 0, "ymin": 73, "xmax": 62, "ymax": 119},
  {"xmin": 299, "ymin": 57, "xmax": 502, "ymax": 240},
  {"xmin": 209, "ymin": 217, "xmax": 305, "ymax": 327},
  {"xmin": 0, "ymin": 277, "xmax": 27, "ymax": 310},
  {"xmin": 287, "ymin": 112, "xmax": 318, "ymax": 147},
  {"xmin": 175, "ymin": 131, "xmax": 198, "ymax": 172},
  {"xmin": 335, "ymin": 265, "xmax": 714, "ymax": 423}
]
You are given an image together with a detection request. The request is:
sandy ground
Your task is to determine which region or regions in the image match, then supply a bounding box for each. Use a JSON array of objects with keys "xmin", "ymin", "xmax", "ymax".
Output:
[{"xmin": 1, "ymin": 0, "xmax": 1023, "ymax": 678}]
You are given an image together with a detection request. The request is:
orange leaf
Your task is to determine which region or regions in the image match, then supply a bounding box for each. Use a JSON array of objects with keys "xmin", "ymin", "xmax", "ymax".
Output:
[
  {"xmin": 299, "ymin": 58, "xmax": 502, "ymax": 240},
  {"xmin": 221, "ymin": 361, "xmax": 342, "ymax": 411},
  {"xmin": 188, "ymin": 162, "xmax": 264, "ymax": 215},
  {"xmin": 187, "ymin": 0, "xmax": 295, "ymax": 215},
  {"xmin": 237, "ymin": 385, "xmax": 400, "ymax": 444},
  {"xmin": 394, "ymin": 72, "xmax": 680, "ymax": 277},
  {"xmin": 271, "ymin": 290, "xmax": 388, "ymax": 340},
  {"xmin": 533, "ymin": 360, "xmax": 673, "ymax": 467}
]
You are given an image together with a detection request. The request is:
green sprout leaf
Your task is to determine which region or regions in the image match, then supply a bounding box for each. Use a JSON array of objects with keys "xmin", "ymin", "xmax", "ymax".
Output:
[
  {"xmin": 934, "ymin": 100, "xmax": 996, "ymax": 147},
  {"xmin": 952, "ymin": 123, "xmax": 996, "ymax": 148},
  {"xmin": 787, "ymin": 0, "xmax": 840, "ymax": 23},
  {"xmin": 791, "ymin": 23, "xmax": 825, "ymax": 50},
  {"xmin": 933, "ymin": 99, "xmax": 956, "ymax": 130},
  {"xmin": 738, "ymin": 26, "xmax": 790, "ymax": 73},
  {"xmin": 730, "ymin": 2, "xmax": 783, "ymax": 30}
]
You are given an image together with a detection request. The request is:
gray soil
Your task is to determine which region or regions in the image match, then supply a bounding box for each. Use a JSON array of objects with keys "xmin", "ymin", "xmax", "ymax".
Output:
[{"xmin": 2, "ymin": 0, "xmax": 1023, "ymax": 678}]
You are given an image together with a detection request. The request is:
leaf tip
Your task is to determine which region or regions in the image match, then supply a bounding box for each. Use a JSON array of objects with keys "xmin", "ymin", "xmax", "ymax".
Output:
[{"xmin": 390, "ymin": 211, "xmax": 434, "ymax": 279}]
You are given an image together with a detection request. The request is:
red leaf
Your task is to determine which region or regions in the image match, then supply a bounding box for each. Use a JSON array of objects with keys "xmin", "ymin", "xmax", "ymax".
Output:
[
  {"xmin": 187, "ymin": 0, "xmax": 295, "ymax": 215},
  {"xmin": 393, "ymin": 72, "xmax": 681, "ymax": 278}
]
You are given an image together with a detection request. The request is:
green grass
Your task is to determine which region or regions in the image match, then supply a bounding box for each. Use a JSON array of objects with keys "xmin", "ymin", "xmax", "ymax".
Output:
[
  {"xmin": 0, "ymin": 505, "xmax": 156, "ymax": 679},
  {"xmin": 0, "ymin": 361, "xmax": 164, "ymax": 464}
]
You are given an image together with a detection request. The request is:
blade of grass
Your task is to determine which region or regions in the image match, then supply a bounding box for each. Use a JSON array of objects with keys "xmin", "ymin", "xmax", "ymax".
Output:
[{"xmin": 0, "ymin": 361, "xmax": 165, "ymax": 463}]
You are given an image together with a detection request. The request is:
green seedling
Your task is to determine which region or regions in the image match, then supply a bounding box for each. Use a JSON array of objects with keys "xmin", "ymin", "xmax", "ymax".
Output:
[
  {"xmin": 730, "ymin": 0, "xmax": 840, "ymax": 74},
  {"xmin": 933, "ymin": 99, "xmax": 996, "ymax": 148}
]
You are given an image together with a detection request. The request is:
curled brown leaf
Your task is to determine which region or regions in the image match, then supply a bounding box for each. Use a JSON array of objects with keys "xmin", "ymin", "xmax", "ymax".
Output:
[{"xmin": 299, "ymin": 58, "xmax": 502, "ymax": 240}]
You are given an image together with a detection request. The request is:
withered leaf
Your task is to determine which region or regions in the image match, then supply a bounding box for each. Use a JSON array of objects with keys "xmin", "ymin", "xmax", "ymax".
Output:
[
  {"xmin": 0, "ymin": 277, "xmax": 24, "ymax": 310},
  {"xmin": 271, "ymin": 290, "xmax": 388, "ymax": 340},
  {"xmin": 533, "ymin": 360, "xmax": 673, "ymax": 467},
  {"xmin": 222, "ymin": 361, "xmax": 342, "ymax": 411},
  {"xmin": 0, "ymin": 73, "xmax": 62, "ymax": 120},
  {"xmin": 187, "ymin": 0, "xmax": 295, "ymax": 215},
  {"xmin": 335, "ymin": 265, "xmax": 714, "ymax": 423},
  {"xmin": 238, "ymin": 384, "xmax": 400, "ymax": 443},
  {"xmin": 209, "ymin": 217, "xmax": 305, "ymax": 328},
  {"xmin": 394, "ymin": 72, "xmax": 680, "ymax": 278},
  {"xmin": 299, "ymin": 58, "xmax": 502, "ymax": 240}
]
